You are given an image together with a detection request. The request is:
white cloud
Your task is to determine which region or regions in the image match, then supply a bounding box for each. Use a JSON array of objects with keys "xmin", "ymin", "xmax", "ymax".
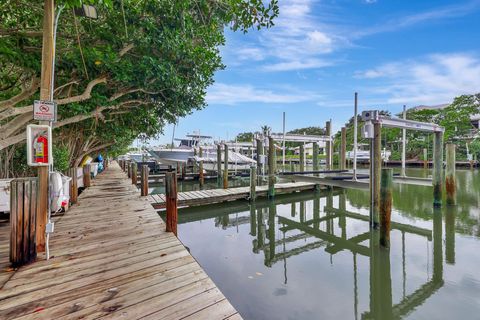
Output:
[
  {"xmin": 236, "ymin": 47, "xmax": 265, "ymax": 61},
  {"xmin": 356, "ymin": 53, "xmax": 480, "ymax": 105},
  {"xmin": 206, "ymin": 83, "xmax": 320, "ymax": 105},
  {"xmin": 263, "ymin": 59, "xmax": 332, "ymax": 72}
]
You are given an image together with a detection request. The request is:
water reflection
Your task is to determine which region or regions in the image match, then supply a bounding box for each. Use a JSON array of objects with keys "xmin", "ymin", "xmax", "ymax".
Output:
[{"xmin": 174, "ymin": 169, "xmax": 480, "ymax": 320}]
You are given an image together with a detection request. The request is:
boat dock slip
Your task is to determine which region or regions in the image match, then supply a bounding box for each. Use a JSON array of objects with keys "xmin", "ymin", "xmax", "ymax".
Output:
[
  {"xmin": 148, "ymin": 182, "xmax": 317, "ymax": 209},
  {"xmin": 0, "ymin": 163, "xmax": 241, "ymax": 320}
]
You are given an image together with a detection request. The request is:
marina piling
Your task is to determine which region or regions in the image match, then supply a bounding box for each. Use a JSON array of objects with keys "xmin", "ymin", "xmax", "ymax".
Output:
[
  {"xmin": 199, "ymin": 147, "xmax": 204, "ymax": 187},
  {"xmin": 69, "ymin": 167, "xmax": 78, "ymax": 204},
  {"xmin": 217, "ymin": 144, "xmax": 222, "ymax": 184},
  {"xmin": 313, "ymin": 142, "xmax": 319, "ymax": 175},
  {"xmin": 340, "ymin": 127, "xmax": 347, "ymax": 170},
  {"xmin": 299, "ymin": 144, "xmax": 305, "ymax": 172},
  {"xmin": 165, "ymin": 171, "xmax": 178, "ymax": 236},
  {"xmin": 140, "ymin": 165, "xmax": 149, "ymax": 196},
  {"xmin": 250, "ymin": 165, "xmax": 257, "ymax": 201},
  {"xmin": 268, "ymin": 136, "xmax": 276, "ymax": 198},
  {"xmin": 433, "ymin": 132, "xmax": 444, "ymax": 207},
  {"xmin": 370, "ymin": 122, "xmax": 382, "ymax": 228},
  {"xmin": 127, "ymin": 161, "xmax": 132, "ymax": 178},
  {"xmin": 380, "ymin": 168, "xmax": 393, "ymax": 247},
  {"xmin": 423, "ymin": 148, "xmax": 428, "ymax": 169},
  {"xmin": 83, "ymin": 164, "xmax": 91, "ymax": 188},
  {"xmin": 256, "ymin": 138, "xmax": 263, "ymax": 177},
  {"xmin": 326, "ymin": 120, "xmax": 332, "ymax": 170},
  {"xmin": 223, "ymin": 144, "xmax": 229, "ymax": 189},
  {"xmin": 446, "ymin": 143, "xmax": 456, "ymax": 205},
  {"xmin": 131, "ymin": 162, "xmax": 137, "ymax": 185},
  {"xmin": 10, "ymin": 178, "xmax": 37, "ymax": 267}
]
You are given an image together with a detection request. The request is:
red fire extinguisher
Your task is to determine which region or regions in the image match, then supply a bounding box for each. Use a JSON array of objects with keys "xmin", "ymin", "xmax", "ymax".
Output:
[{"xmin": 34, "ymin": 134, "xmax": 49, "ymax": 163}]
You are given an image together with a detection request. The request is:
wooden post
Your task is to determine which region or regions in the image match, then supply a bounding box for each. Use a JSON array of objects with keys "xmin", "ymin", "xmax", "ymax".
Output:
[
  {"xmin": 423, "ymin": 148, "xmax": 428, "ymax": 169},
  {"xmin": 131, "ymin": 162, "xmax": 137, "ymax": 185},
  {"xmin": 10, "ymin": 178, "xmax": 37, "ymax": 267},
  {"xmin": 83, "ymin": 164, "xmax": 91, "ymax": 188},
  {"xmin": 217, "ymin": 144, "xmax": 222, "ymax": 184},
  {"xmin": 165, "ymin": 171, "xmax": 178, "ymax": 236},
  {"xmin": 256, "ymin": 138, "xmax": 263, "ymax": 176},
  {"xmin": 199, "ymin": 147, "xmax": 204, "ymax": 187},
  {"xmin": 223, "ymin": 144, "xmax": 228, "ymax": 189},
  {"xmin": 371, "ymin": 122, "xmax": 382, "ymax": 228},
  {"xmin": 127, "ymin": 161, "xmax": 131, "ymax": 178},
  {"xmin": 341, "ymin": 127, "xmax": 347, "ymax": 170},
  {"xmin": 181, "ymin": 163, "xmax": 186, "ymax": 180},
  {"xmin": 69, "ymin": 167, "xmax": 78, "ymax": 204},
  {"xmin": 380, "ymin": 168, "xmax": 393, "ymax": 247},
  {"xmin": 299, "ymin": 144, "xmax": 305, "ymax": 172},
  {"xmin": 140, "ymin": 165, "xmax": 149, "ymax": 196},
  {"xmin": 433, "ymin": 132, "xmax": 444, "ymax": 207},
  {"xmin": 312, "ymin": 142, "xmax": 319, "ymax": 175},
  {"xmin": 326, "ymin": 120, "xmax": 332, "ymax": 170},
  {"xmin": 445, "ymin": 143, "xmax": 456, "ymax": 205},
  {"xmin": 250, "ymin": 165, "xmax": 257, "ymax": 201},
  {"xmin": 268, "ymin": 137, "xmax": 275, "ymax": 198}
]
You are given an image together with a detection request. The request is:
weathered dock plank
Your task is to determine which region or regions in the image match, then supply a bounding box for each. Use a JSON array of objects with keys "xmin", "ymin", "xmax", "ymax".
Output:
[{"xmin": 0, "ymin": 163, "xmax": 241, "ymax": 320}]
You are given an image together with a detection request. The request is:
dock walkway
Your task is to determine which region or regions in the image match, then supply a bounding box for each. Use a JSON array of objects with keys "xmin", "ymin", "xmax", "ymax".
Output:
[
  {"xmin": 149, "ymin": 181, "xmax": 316, "ymax": 209},
  {"xmin": 0, "ymin": 163, "xmax": 241, "ymax": 319}
]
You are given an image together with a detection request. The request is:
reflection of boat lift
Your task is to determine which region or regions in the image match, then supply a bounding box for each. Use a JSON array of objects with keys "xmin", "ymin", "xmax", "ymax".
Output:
[{"xmin": 251, "ymin": 190, "xmax": 445, "ymax": 319}]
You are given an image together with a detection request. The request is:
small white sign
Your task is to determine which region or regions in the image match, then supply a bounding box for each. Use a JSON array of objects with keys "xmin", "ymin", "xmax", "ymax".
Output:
[{"xmin": 33, "ymin": 100, "xmax": 57, "ymax": 122}]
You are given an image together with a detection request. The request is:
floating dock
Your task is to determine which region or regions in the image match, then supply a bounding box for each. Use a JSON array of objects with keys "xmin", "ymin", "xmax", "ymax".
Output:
[
  {"xmin": 0, "ymin": 163, "xmax": 241, "ymax": 319},
  {"xmin": 148, "ymin": 181, "xmax": 317, "ymax": 209}
]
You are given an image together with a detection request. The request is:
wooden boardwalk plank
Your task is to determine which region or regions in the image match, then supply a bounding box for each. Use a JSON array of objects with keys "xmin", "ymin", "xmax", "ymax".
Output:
[{"xmin": 0, "ymin": 163, "xmax": 240, "ymax": 320}]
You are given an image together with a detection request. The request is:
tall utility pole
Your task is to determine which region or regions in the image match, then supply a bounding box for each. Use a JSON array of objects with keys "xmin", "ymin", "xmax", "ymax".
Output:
[{"xmin": 37, "ymin": 0, "xmax": 55, "ymax": 252}]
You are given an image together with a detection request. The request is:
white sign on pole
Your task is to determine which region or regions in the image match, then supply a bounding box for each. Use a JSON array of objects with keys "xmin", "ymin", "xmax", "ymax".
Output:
[{"xmin": 33, "ymin": 100, "xmax": 57, "ymax": 122}]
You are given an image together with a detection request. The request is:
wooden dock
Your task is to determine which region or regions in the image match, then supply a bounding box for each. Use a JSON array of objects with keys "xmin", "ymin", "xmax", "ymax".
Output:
[
  {"xmin": 0, "ymin": 163, "xmax": 241, "ymax": 319},
  {"xmin": 148, "ymin": 181, "xmax": 317, "ymax": 209}
]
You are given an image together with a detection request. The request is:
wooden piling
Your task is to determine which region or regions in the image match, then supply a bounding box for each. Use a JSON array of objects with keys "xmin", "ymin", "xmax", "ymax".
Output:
[
  {"xmin": 423, "ymin": 148, "xmax": 428, "ymax": 169},
  {"xmin": 250, "ymin": 165, "xmax": 257, "ymax": 201},
  {"xmin": 140, "ymin": 165, "xmax": 149, "ymax": 196},
  {"xmin": 299, "ymin": 144, "xmax": 305, "ymax": 172},
  {"xmin": 127, "ymin": 161, "xmax": 132, "ymax": 178},
  {"xmin": 10, "ymin": 178, "xmax": 37, "ymax": 267},
  {"xmin": 380, "ymin": 168, "xmax": 393, "ymax": 247},
  {"xmin": 131, "ymin": 162, "xmax": 137, "ymax": 185},
  {"xmin": 268, "ymin": 136, "xmax": 276, "ymax": 198},
  {"xmin": 326, "ymin": 120, "xmax": 332, "ymax": 170},
  {"xmin": 341, "ymin": 127, "xmax": 347, "ymax": 170},
  {"xmin": 223, "ymin": 144, "xmax": 228, "ymax": 189},
  {"xmin": 256, "ymin": 138, "xmax": 263, "ymax": 176},
  {"xmin": 165, "ymin": 171, "xmax": 178, "ymax": 236},
  {"xmin": 199, "ymin": 147, "xmax": 204, "ymax": 187},
  {"xmin": 181, "ymin": 163, "xmax": 186, "ymax": 180},
  {"xmin": 371, "ymin": 122, "xmax": 382, "ymax": 228},
  {"xmin": 433, "ymin": 132, "xmax": 444, "ymax": 207},
  {"xmin": 445, "ymin": 143, "xmax": 456, "ymax": 205},
  {"xmin": 217, "ymin": 144, "xmax": 222, "ymax": 184},
  {"xmin": 83, "ymin": 164, "xmax": 91, "ymax": 188},
  {"xmin": 69, "ymin": 167, "xmax": 78, "ymax": 204},
  {"xmin": 312, "ymin": 142, "xmax": 319, "ymax": 175}
]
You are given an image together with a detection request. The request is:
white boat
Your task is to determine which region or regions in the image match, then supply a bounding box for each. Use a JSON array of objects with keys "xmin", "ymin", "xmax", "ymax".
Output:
[
  {"xmin": 148, "ymin": 134, "xmax": 212, "ymax": 165},
  {"xmin": 347, "ymin": 144, "xmax": 391, "ymax": 162}
]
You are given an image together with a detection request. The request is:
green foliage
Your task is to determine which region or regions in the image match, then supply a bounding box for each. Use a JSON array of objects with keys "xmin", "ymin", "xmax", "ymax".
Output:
[
  {"xmin": 53, "ymin": 144, "xmax": 70, "ymax": 172},
  {"xmin": 236, "ymin": 132, "xmax": 253, "ymax": 142},
  {"xmin": 288, "ymin": 126, "xmax": 325, "ymax": 136}
]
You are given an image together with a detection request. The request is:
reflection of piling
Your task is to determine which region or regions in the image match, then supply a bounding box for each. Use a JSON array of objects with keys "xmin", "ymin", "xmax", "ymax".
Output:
[
  {"xmin": 326, "ymin": 120, "xmax": 332, "ymax": 170},
  {"xmin": 223, "ymin": 144, "xmax": 228, "ymax": 189},
  {"xmin": 313, "ymin": 142, "xmax": 319, "ymax": 175},
  {"xmin": 380, "ymin": 169, "xmax": 393, "ymax": 247},
  {"xmin": 268, "ymin": 137, "xmax": 276, "ymax": 198},
  {"xmin": 340, "ymin": 127, "xmax": 347, "ymax": 170},
  {"xmin": 299, "ymin": 144, "xmax": 305, "ymax": 172},
  {"xmin": 433, "ymin": 208, "xmax": 443, "ymax": 281},
  {"xmin": 199, "ymin": 147, "xmax": 204, "ymax": 187},
  {"xmin": 313, "ymin": 193, "xmax": 320, "ymax": 229},
  {"xmin": 165, "ymin": 171, "xmax": 178, "ymax": 236},
  {"xmin": 445, "ymin": 206, "xmax": 456, "ymax": 264},
  {"xmin": 250, "ymin": 202, "xmax": 257, "ymax": 236},
  {"xmin": 217, "ymin": 144, "xmax": 222, "ymax": 185},
  {"xmin": 445, "ymin": 143, "xmax": 456, "ymax": 205},
  {"xmin": 250, "ymin": 165, "xmax": 257, "ymax": 201},
  {"xmin": 370, "ymin": 229, "xmax": 393, "ymax": 319},
  {"xmin": 339, "ymin": 190, "xmax": 346, "ymax": 239},
  {"xmin": 291, "ymin": 202, "xmax": 296, "ymax": 217},
  {"xmin": 433, "ymin": 132, "xmax": 444, "ymax": 207},
  {"xmin": 423, "ymin": 148, "xmax": 428, "ymax": 169}
]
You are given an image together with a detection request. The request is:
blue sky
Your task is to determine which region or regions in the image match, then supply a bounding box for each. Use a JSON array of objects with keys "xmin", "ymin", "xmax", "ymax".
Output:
[{"xmin": 149, "ymin": 0, "xmax": 480, "ymax": 146}]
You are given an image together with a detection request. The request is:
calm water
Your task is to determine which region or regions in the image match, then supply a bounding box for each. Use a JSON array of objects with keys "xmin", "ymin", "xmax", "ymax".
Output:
[{"xmin": 164, "ymin": 168, "xmax": 480, "ymax": 319}]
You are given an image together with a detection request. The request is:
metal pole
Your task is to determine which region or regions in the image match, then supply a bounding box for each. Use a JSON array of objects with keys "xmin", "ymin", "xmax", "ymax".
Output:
[
  {"xmin": 401, "ymin": 105, "xmax": 406, "ymax": 177},
  {"xmin": 353, "ymin": 92, "xmax": 358, "ymax": 180}
]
